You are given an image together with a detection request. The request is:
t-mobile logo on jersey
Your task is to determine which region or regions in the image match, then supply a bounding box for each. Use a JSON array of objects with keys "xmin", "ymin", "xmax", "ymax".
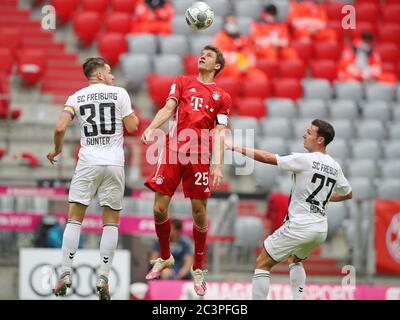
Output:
[{"xmin": 190, "ymin": 96, "xmax": 203, "ymax": 111}]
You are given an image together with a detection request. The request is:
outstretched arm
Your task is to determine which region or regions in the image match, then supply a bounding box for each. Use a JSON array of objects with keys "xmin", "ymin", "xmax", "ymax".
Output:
[
  {"xmin": 212, "ymin": 124, "xmax": 226, "ymax": 188},
  {"xmin": 330, "ymin": 191, "xmax": 353, "ymax": 202},
  {"xmin": 47, "ymin": 112, "xmax": 72, "ymax": 165},
  {"xmin": 227, "ymin": 142, "xmax": 278, "ymax": 166},
  {"xmin": 141, "ymin": 99, "xmax": 177, "ymax": 145}
]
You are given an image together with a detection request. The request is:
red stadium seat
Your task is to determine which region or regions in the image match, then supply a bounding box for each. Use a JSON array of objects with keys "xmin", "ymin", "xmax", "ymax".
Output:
[
  {"xmin": 377, "ymin": 43, "xmax": 400, "ymax": 65},
  {"xmin": 256, "ymin": 58, "xmax": 278, "ymax": 79},
  {"xmin": 146, "ymin": 74, "xmax": 175, "ymax": 109},
  {"xmin": 242, "ymin": 79, "xmax": 270, "ymax": 99},
  {"xmin": 216, "ymin": 76, "xmax": 241, "ymax": 101},
  {"xmin": 105, "ymin": 12, "xmax": 131, "ymax": 34},
  {"xmin": 82, "ymin": 0, "xmax": 110, "ymax": 14},
  {"xmin": 326, "ymin": 1, "xmax": 347, "ymax": 22},
  {"xmin": 50, "ymin": 0, "xmax": 79, "ymax": 24},
  {"xmin": 0, "ymin": 28, "xmax": 21, "ymax": 54},
  {"xmin": 17, "ymin": 49, "xmax": 46, "ymax": 86},
  {"xmin": 326, "ymin": 20, "xmax": 345, "ymax": 40},
  {"xmin": 348, "ymin": 21, "xmax": 378, "ymax": 40},
  {"xmin": 73, "ymin": 11, "xmax": 101, "ymax": 46},
  {"xmin": 98, "ymin": 32, "xmax": 127, "ymax": 66},
  {"xmin": 290, "ymin": 40, "xmax": 312, "ymax": 64},
  {"xmin": 272, "ymin": 78, "xmax": 302, "ymax": 100},
  {"xmin": 310, "ymin": 60, "xmax": 338, "ymax": 82},
  {"xmin": 382, "ymin": 4, "xmax": 400, "ymax": 24},
  {"xmin": 277, "ymin": 59, "xmax": 306, "ymax": 80},
  {"xmin": 355, "ymin": 3, "xmax": 379, "ymax": 23},
  {"xmin": 183, "ymin": 55, "xmax": 198, "ymax": 75},
  {"xmin": 0, "ymin": 72, "xmax": 10, "ymax": 118},
  {"xmin": 0, "ymin": 48, "xmax": 14, "ymax": 75},
  {"xmin": 236, "ymin": 98, "xmax": 266, "ymax": 119},
  {"xmin": 112, "ymin": 0, "xmax": 138, "ymax": 13},
  {"xmin": 312, "ymin": 41, "xmax": 341, "ymax": 61},
  {"xmin": 379, "ymin": 23, "xmax": 400, "ymax": 46}
]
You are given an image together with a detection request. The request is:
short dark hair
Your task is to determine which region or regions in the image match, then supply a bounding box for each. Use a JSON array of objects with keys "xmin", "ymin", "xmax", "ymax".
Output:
[
  {"xmin": 171, "ymin": 219, "xmax": 183, "ymax": 231},
  {"xmin": 312, "ymin": 119, "xmax": 335, "ymax": 146},
  {"xmin": 361, "ymin": 31, "xmax": 373, "ymax": 42},
  {"xmin": 202, "ymin": 45, "xmax": 225, "ymax": 77},
  {"xmin": 83, "ymin": 57, "xmax": 108, "ymax": 79},
  {"xmin": 264, "ymin": 4, "xmax": 277, "ymax": 16}
]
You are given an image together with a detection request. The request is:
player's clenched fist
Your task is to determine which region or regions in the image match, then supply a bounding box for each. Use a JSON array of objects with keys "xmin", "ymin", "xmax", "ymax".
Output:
[{"xmin": 47, "ymin": 149, "xmax": 60, "ymax": 165}]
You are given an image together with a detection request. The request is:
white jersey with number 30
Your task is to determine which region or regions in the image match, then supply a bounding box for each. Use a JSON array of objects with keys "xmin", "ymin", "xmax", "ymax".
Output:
[
  {"xmin": 276, "ymin": 152, "xmax": 352, "ymax": 232},
  {"xmin": 65, "ymin": 83, "xmax": 133, "ymax": 166}
]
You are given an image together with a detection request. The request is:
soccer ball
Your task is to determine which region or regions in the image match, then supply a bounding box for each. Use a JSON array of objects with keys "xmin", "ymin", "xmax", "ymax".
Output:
[{"xmin": 185, "ymin": 1, "xmax": 214, "ymax": 31}]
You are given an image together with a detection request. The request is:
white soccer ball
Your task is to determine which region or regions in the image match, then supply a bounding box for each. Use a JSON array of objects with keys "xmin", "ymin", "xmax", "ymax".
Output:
[{"xmin": 185, "ymin": 1, "xmax": 214, "ymax": 31}]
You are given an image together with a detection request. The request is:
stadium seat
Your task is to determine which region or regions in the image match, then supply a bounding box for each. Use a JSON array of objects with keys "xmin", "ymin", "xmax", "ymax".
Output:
[
  {"xmin": 355, "ymin": 120, "xmax": 386, "ymax": 140},
  {"xmin": 327, "ymin": 202, "xmax": 347, "ymax": 239},
  {"xmin": 327, "ymin": 139, "xmax": 349, "ymax": 161},
  {"xmin": 334, "ymin": 81, "xmax": 363, "ymax": 100},
  {"xmin": 277, "ymin": 59, "xmax": 306, "ymax": 80},
  {"xmin": 127, "ymin": 34, "xmax": 157, "ymax": 55},
  {"xmin": 292, "ymin": 119, "xmax": 313, "ymax": 138},
  {"xmin": 347, "ymin": 177, "xmax": 374, "ymax": 201},
  {"xmin": 310, "ymin": 60, "xmax": 338, "ymax": 82},
  {"xmin": 172, "ymin": 15, "xmax": 193, "ymax": 35},
  {"xmin": 205, "ymin": 0, "xmax": 230, "ymax": 17},
  {"xmin": 241, "ymin": 79, "xmax": 270, "ymax": 99},
  {"xmin": 326, "ymin": 1, "xmax": 347, "ymax": 22},
  {"xmin": 376, "ymin": 179, "xmax": 400, "ymax": 199},
  {"xmin": 111, "ymin": 0, "xmax": 137, "ymax": 13},
  {"xmin": 272, "ymin": 0, "xmax": 289, "ymax": 21},
  {"xmin": 297, "ymin": 99, "xmax": 328, "ymax": 119},
  {"xmin": 361, "ymin": 101, "xmax": 391, "ymax": 121},
  {"xmin": 254, "ymin": 161, "xmax": 278, "ymax": 189},
  {"xmin": 376, "ymin": 43, "xmax": 399, "ymax": 66},
  {"xmin": 394, "ymin": 106, "xmax": 400, "ymax": 121},
  {"xmin": 256, "ymin": 137, "xmax": 288, "ymax": 154},
  {"xmin": 259, "ymin": 118, "xmax": 291, "ymax": 139},
  {"xmin": 381, "ymin": 160, "xmax": 400, "ymax": 179},
  {"xmin": 233, "ymin": 216, "xmax": 264, "ymax": 262},
  {"xmin": 272, "ymin": 78, "xmax": 302, "ymax": 100},
  {"xmin": 183, "ymin": 55, "xmax": 198, "ymax": 75},
  {"xmin": 265, "ymin": 98, "xmax": 297, "ymax": 118},
  {"xmin": 120, "ymin": 54, "xmax": 152, "ymax": 87},
  {"xmin": 146, "ymin": 74, "xmax": 175, "ymax": 108},
  {"xmin": 389, "ymin": 122, "xmax": 400, "ymax": 139},
  {"xmin": 231, "ymin": 116, "xmax": 258, "ymax": 132},
  {"xmin": 355, "ymin": 3, "xmax": 379, "ymax": 23},
  {"xmin": 233, "ymin": 0, "xmax": 262, "ymax": 19},
  {"xmin": 237, "ymin": 16, "xmax": 252, "ymax": 35},
  {"xmin": 153, "ymin": 54, "xmax": 183, "ymax": 76},
  {"xmin": 382, "ymin": 4, "xmax": 400, "ymax": 24},
  {"xmin": 347, "ymin": 159, "xmax": 378, "ymax": 178},
  {"xmin": 378, "ymin": 23, "xmax": 400, "ymax": 46},
  {"xmin": 105, "ymin": 12, "xmax": 131, "ymax": 34},
  {"xmin": 81, "ymin": 0, "xmax": 109, "ymax": 14},
  {"xmin": 302, "ymin": 79, "xmax": 333, "ymax": 100},
  {"xmin": 290, "ymin": 39, "xmax": 312, "ymax": 64},
  {"xmin": 17, "ymin": 49, "xmax": 46, "ymax": 86},
  {"xmin": 288, "ymin": 138, "xmax": 306, "ymax": 153},
  {"xmin": 312, "ymin": 41, "xmax": 341, "ymax": 61},
  {"xmin": 215, "ymin": 76, "xmax": 241, "ymax": 101},
  {"xmin": 0, "ymin": 196, "xmax": 14, "ymax": 212},
  {"xmin": 0, "ymin": 48, "xmax": 14, "ymax": 75},
  {"xmin": 329, "ymin": 119, "xmax": 354, "ymax": 139},
  {"xmin": 328, "ymin": 99, "xmax": 358, "ymax": 120},
  {"xmin": 189, "ymin": 35, "xmax": 214, "ymax": 55},
  {"xmin": 351, "ymin": 139, "xmax": 381, "ymax": 160},
  {"xmin": 51, "ymin": 0, "xmax": 79, "ymax": 24},
  {"xmin": 199, "ymin": 16, "xmax": 223, "ymax": 36},
  {"xmin": 159, "ymin": 34, "xmax": 189, "ymax": 56},
  {"xmin": 98, "ymin": 33, "xmax": 127, "ymax": 66},
  {"xmin": 364, "ymin": 82, "xmax": 395, "ymax": 102},
  {"xmin": 73, "ymin": 11, "xmax": 101, "ymax": 46},
  {"xmin": 348, "ymin": 21, "xmax": 378, "ymax": 41},
  {"xmin": 383, "ymin": 140, "xmax": 400, "ymax": 159},
  {"xmin": 256, "ymin": 58, "xmax": 278, "ymax": 79},
  {"xmin": 236, "ymin": 98, "xmax": 266, "ymax": 119},
  {"xmin": 0, "ymin": 27, "xmax": 21, "ymax": 54},
  {"xmin": 172, "ymin": 0, "xmax": 193, "ymax": 15}
]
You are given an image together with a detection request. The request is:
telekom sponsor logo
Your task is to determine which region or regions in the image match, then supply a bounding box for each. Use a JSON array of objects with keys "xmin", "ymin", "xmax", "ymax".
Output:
[{"xmin": 0, "ymin": 186, "xmax": 67, "ymax": 197}]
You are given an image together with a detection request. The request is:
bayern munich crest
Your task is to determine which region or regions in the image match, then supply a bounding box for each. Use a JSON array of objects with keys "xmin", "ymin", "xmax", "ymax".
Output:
[
  {"xmin": 155, "ymin": 175, "xmax": 164, "ymax": 185},
  {"xmin": 386, "ymin": 212, "xmax": 400, "ymax": 263},
  {"xmin": 212, "ymin": 91, "xmax": 221, "ymax": 101}
]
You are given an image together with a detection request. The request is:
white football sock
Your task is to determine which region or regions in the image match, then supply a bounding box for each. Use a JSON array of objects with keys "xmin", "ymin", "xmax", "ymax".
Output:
[
  {"xmin": 61, "ymin": 219, "xmax": 82, "ymax": 274},
  {"xmin": 99, "ymin": 224, "xmax": 118, "ymax": 278},
  {"xmin": 252, "ymin": 269, "xmax": 270, "ymax": 300},
  {"xmin": 289, "ymin": 262, "xmax": 306, "ymax": 300}
]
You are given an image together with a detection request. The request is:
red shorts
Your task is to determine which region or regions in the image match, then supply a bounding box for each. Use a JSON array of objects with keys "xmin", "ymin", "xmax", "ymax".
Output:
[{"xmin": 144, "ymin": 148, "xmax": 211, "ymax": 199}]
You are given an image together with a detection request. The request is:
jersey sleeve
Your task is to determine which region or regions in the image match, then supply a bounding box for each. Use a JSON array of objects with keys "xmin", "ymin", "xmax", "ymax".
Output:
[
  {"xmin": 120, "ymin": 88, "xmax": 134, "ymax": 118},
  {"xmin": 334, "ymin": 167, "xmax": 352, "ymax": 196},
  {"xmin": 276, "ymin": 153, "xmax": 310, "ymax": 172},
  {"xmin": 166, "ymin": 75, "xmax": 183, "ymax": 105},
  {"xmin": 63, "ymin": 95, "xmax": 77, "ymax": 119},
  {"xmin": 216, "ymin": 92, "xmax": 232, "ymax": 126}
]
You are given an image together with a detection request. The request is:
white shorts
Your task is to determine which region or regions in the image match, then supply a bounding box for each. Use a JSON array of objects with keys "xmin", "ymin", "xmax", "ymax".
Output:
[
  {"xmin": 264, "ymin": 221, "xmax": 327, "ymax": 262},
  {"xmin": 68, "ymin": 162, "xmax": 125, "ymax": 211}
]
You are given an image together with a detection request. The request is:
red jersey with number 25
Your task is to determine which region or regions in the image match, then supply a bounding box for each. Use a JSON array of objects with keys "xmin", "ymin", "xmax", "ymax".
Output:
[{"xmin": 166, "ymin": 75, "xmax": 232, "ymax": 155}]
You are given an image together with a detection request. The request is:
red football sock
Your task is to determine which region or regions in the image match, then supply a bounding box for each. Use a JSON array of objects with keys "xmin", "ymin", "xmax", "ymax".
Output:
[
  {"xmin": 155, "ymin": 219, "xmax": 171, "ymax": 260},
  {"xmin": 193, "ymin": 224, "xmax": 208, "ymax": 270}
]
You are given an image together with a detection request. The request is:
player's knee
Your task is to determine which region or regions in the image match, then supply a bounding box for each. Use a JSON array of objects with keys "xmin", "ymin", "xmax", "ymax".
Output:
[
  {"xmin": 153, "ymin": 204, "xmax": 168, "ymax": 222},
  {"xmin": 192, "ymin": 207, "xmax": 206, "ymax": 226}
]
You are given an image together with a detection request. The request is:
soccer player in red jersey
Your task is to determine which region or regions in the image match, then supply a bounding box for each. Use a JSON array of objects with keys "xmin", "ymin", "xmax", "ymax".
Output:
[{"xmin": 141, "ymin": 45, "xmax": 232, "ymax": 296}]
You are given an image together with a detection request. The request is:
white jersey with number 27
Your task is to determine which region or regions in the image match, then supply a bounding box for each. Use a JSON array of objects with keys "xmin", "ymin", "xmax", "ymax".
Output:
[
  {"xmin": 65, "ymin": 83, "xmax": 133, "ymax": 166},
  {"xmin": 276, "ymin": 152, "xmax": 352, "ymax": 232}
]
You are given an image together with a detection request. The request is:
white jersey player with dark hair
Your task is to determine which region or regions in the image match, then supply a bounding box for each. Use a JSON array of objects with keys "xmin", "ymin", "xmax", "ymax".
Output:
[
  {"xmin": 46, "ymin": 57, "xmax": 139, "ymax": 300},
  {"xmin": 227, "ymin": 119, "xmax": 352, "ymax": 300}
]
